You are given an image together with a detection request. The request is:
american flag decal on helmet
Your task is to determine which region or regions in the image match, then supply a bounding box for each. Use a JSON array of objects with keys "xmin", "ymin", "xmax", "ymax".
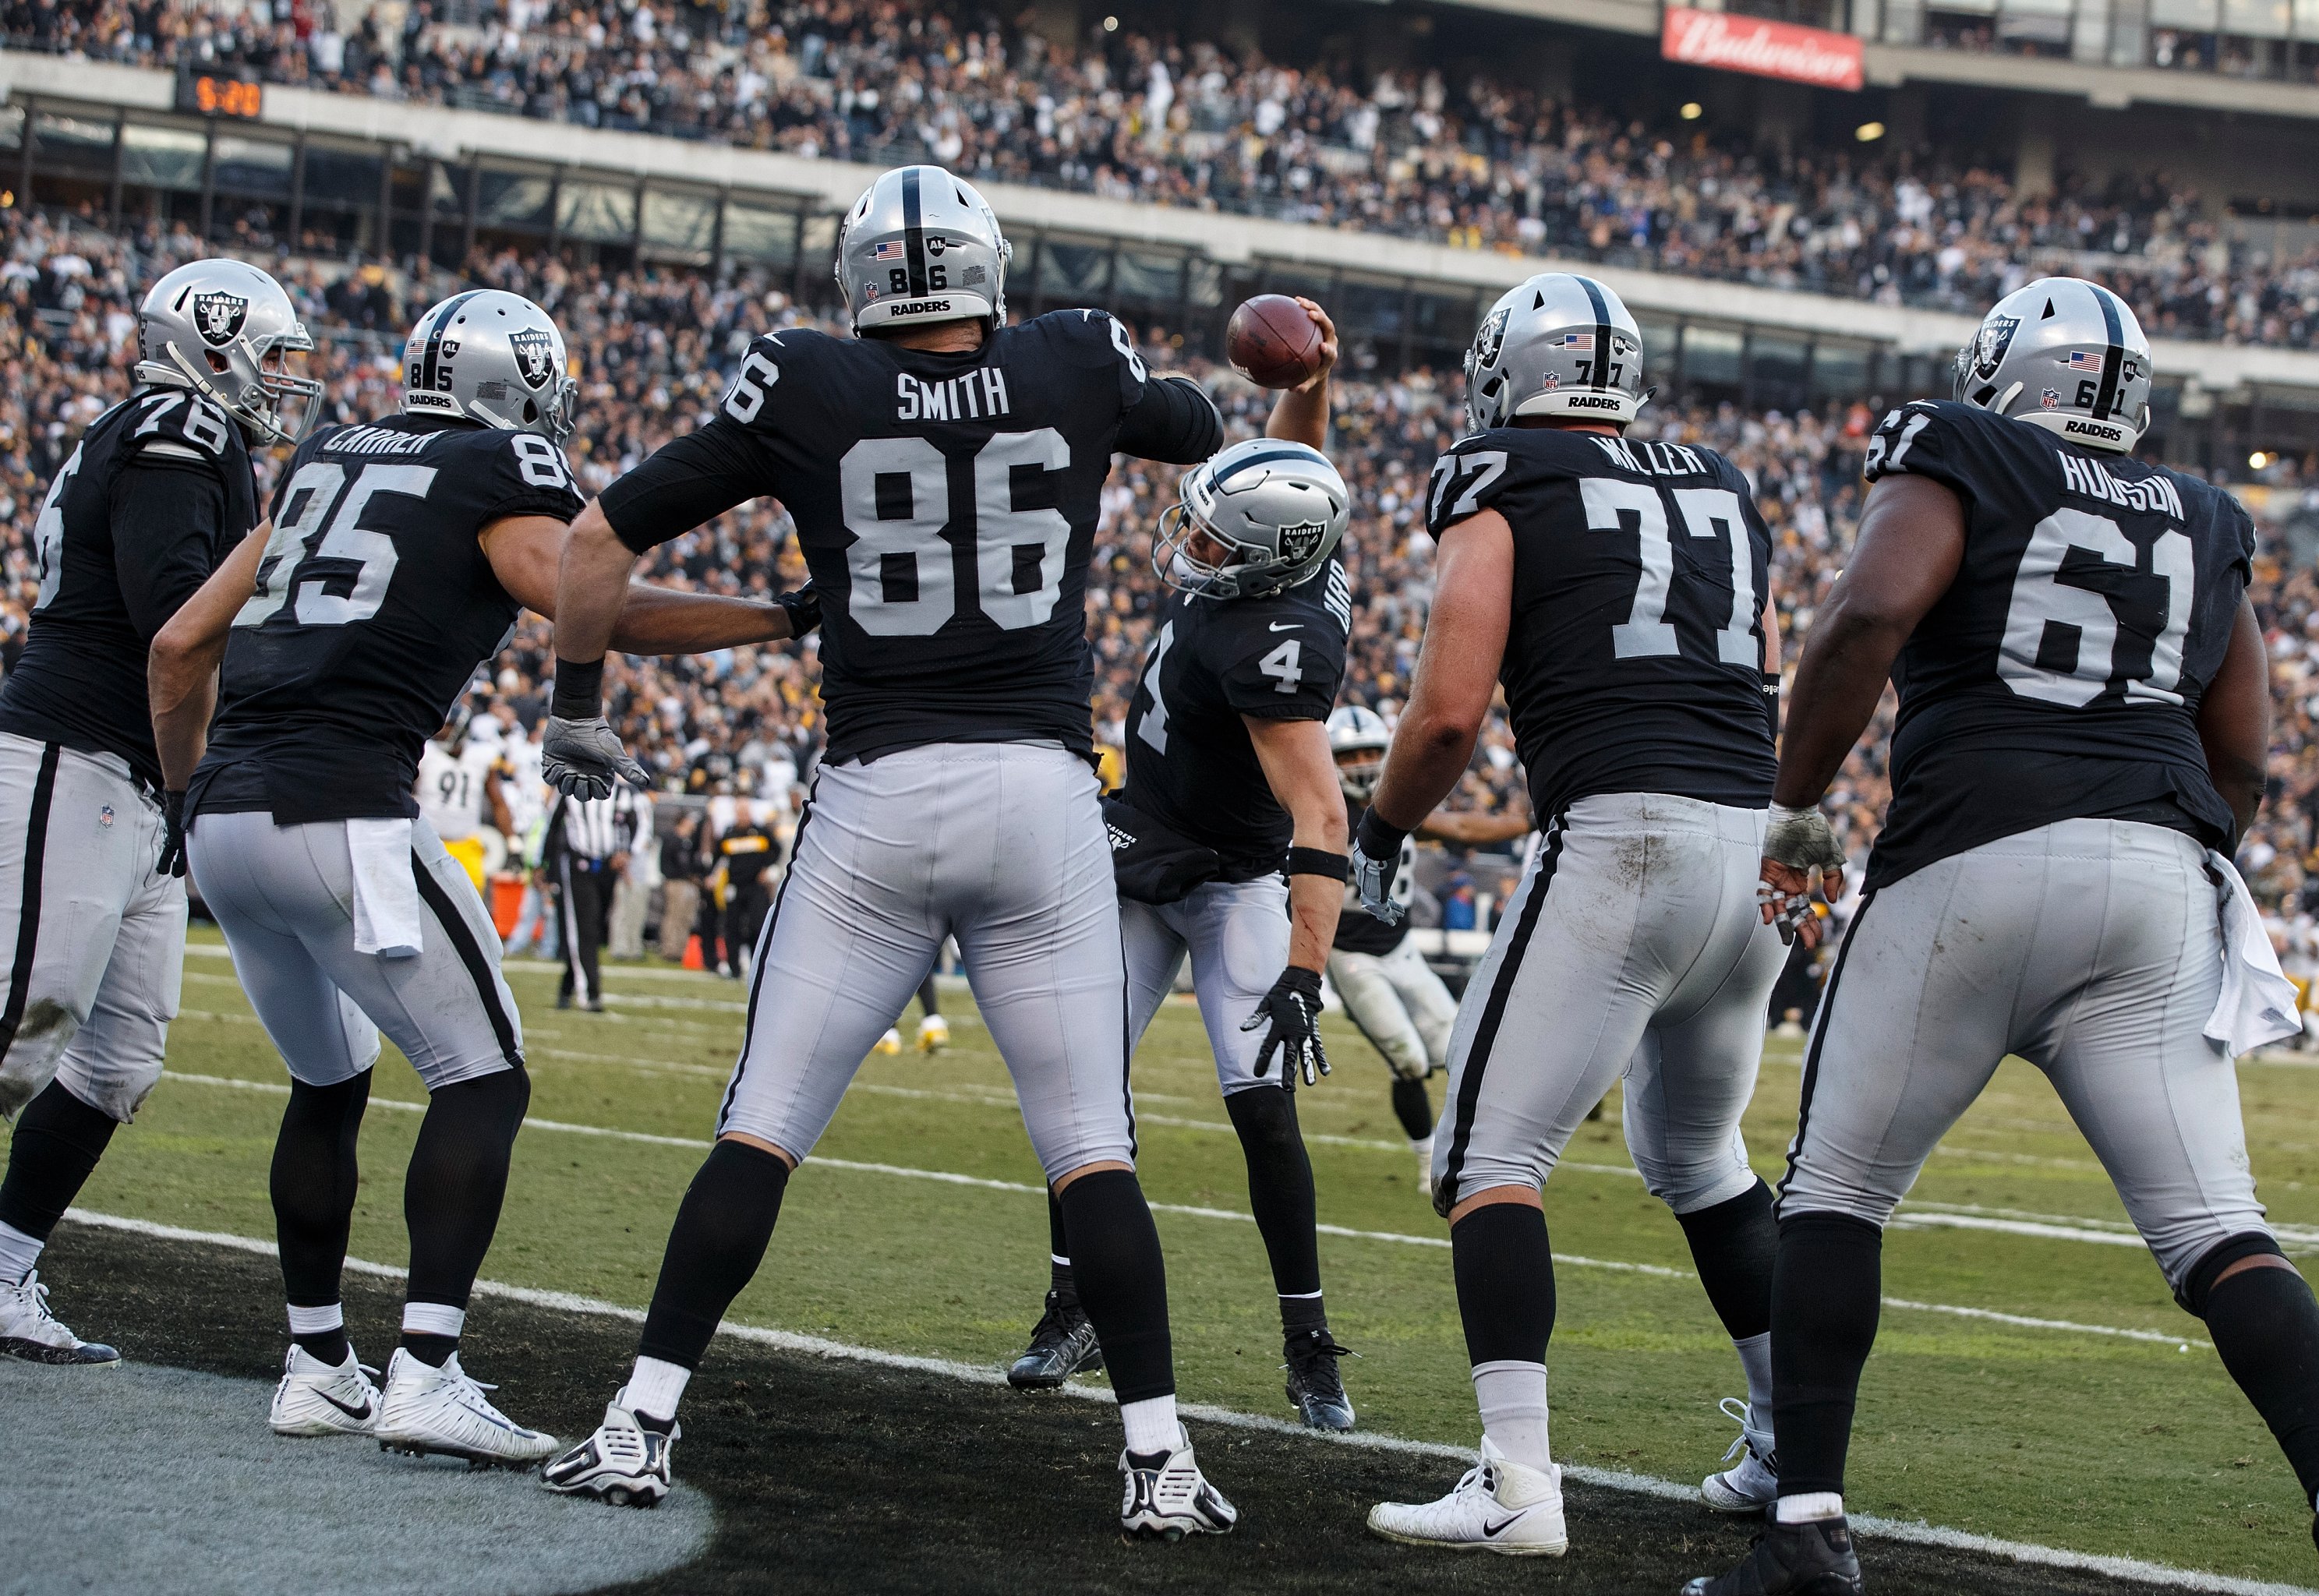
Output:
[
  {"xmin": 1558, "ymin": 333, "xmax": 1595, "ymax": 351},
  {"xmin": 2066, "ymin": 351, "xmax": 2105, "ymax": 372},
  {"xmin": 871, "ymin": 242, "xmax": 907, "ymax": 262}
]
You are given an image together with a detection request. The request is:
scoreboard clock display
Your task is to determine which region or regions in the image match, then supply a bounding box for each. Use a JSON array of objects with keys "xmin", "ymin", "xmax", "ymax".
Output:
[{"xmin": 175, "ymin": 69, "xmax": 264, "ymax": 120}]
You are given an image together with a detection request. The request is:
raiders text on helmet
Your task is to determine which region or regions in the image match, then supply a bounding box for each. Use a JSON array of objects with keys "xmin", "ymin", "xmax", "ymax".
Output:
[
  {"xmin": 401, "ymin": 290, "xmax": 580, "ymax": 443},
  {"xmin": 1953, "ymin": 277, "xmax": 2152, "ymax": 454},
  {"xmin": 136, "ymin": 258, "xmax": 322, "ymax": 445},
  {"xmin": 1327, "ymin": 704, "xmax": 1391, "ymax": 803},
  {"xmin": 836, "ymin": 165, "xmax": 1010, "ymax": 333},
  {"xmin": 1465, "ymin": 273, "xmax": 1649, "ymax": 433},
  {"xmin": 1153, "ymin": 438, "xmax": 1351, "ymax": 601}
]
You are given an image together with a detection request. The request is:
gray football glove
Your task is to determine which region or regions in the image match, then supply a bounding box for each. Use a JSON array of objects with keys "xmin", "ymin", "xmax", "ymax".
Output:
[
  {"xmin": 1759, "ymin": 802, "xmax": 1846, "ymax": 945},
  {"xmin": 1351, "ymin": 809, "xmax": 1407, "ymax": 926},
  {"xmin": 542, "ymin": 715, "xmax": 649, "ymax": 800}
]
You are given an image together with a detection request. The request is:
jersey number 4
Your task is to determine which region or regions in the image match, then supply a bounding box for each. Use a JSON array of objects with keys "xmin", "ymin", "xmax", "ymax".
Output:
[
  {"xmin": 236, "ymin": 461, "xmax": 438, "ymax": 629},
  {"xmin": 840, "ymin": 431, "xmax": 1072, "ymax": 636}
]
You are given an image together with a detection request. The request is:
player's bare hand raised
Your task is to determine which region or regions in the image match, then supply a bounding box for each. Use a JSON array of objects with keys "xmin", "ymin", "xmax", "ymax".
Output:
[
  {"xmin": 543, "ymin": 715, "xmax": 649, "ymax": 800},
  {"xmin": 1759, "ymin": 803, "xmax": 1846, "ymax": 948},
  {"xmin": 1288, "ymin": 298, "xmax": 1338, "ymax": 394}
]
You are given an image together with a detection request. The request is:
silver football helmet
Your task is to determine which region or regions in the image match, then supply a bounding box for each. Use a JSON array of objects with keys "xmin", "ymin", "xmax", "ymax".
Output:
[
  {"xmin": 1953, "ymin": 277, "xmax": 2151, "ymax": 454},
  {"xmin": 135, "ymin": 258, "xmax": 321, "ymax": 446},
  {"xmin": 1465, "ymin": 272, "xmax": 1648, "ymax": 434},
  {"xmin": 836, "ymin": 164, "xmax": 1009, "ymax": 332},
  {"xmin": 1153, "ymin": 437, "xmax": 1350, "ymax": 601},
  {"xmin": 402, "ymin": 290, "xmax": 579, "ymax": 443},
  {"xmin": 1327, "ymin": 704, "xmax": 1391, "ymax": 804}
]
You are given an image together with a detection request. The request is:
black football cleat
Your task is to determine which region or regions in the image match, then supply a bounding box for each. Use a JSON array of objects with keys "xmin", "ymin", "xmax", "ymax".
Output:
[
  {"xmin": 1006, "ymin": 1291, "xmax": 1103, "ymax": 1389},
  {"xmin": 1682, "ymin": 1517, "xmax": 1865, "ymax": 1595},
  {"xmin": 1283, "ymin": 1326, "xmax": 1356, "ymax": 1430}
]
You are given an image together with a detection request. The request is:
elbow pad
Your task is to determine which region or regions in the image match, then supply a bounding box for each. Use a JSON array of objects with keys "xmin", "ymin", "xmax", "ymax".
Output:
[{"xmin": 1120, "ymin": 376, "xmax": 1223, "ymax": 464}]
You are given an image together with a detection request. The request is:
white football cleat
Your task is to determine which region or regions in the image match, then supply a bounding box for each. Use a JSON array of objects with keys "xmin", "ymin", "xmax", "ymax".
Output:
[
  {"xmin": 376, "ymin": 1347, "xmax": 558, "ymax": 1468},
  {"xmin": 1701, "ymin": 1396, "xmax": 1780, "ymax": 1513},
  {"xmin": 875, "ymin": 1028, "xmax": 903, "ymax": 1055},
  {"xmin": 0, "ymin": 1269, "xmax": 119, "ymax": 1365},
  {"xmin": 1367, "ymin": 1435, "xmax": 1568, "ymax": 1556},
  {"xmin": 270, "ymin": 1344, "xmax": 380, "ymax": 1437},
  {"xmin": 916, "ymin": 1014, "xmax": 951, "ymax": 1054},
  {"xmin": 1119, "ymin": 1429, "xmax": 1238, "ymax": 1540},
  {"xmin": 541, "ymin": 1393, "xmax": 677, "ymax": 1508}
]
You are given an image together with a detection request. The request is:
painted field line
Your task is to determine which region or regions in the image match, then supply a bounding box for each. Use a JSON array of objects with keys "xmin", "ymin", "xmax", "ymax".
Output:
[
  {"xmin": 157, "ymin": 1072, "xmax": 2208, "ymax": 1349},
  {"xmin": 50, "ymin": 1208, "xmax": 2307, "ymax": 1596}
]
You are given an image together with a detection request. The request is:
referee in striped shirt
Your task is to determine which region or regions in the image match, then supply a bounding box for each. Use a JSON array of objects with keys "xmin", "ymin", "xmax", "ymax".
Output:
[{"xmin": 551, "ymin": 786, "xmax": 647, "ymax": 1012}]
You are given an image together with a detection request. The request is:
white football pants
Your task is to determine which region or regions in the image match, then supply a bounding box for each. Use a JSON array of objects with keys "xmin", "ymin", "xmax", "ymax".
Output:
[
  {"xmin": 1433, "ymin": 791, "xmax": 1783, "ymax": 1217},
  {"xmin": 1121, "ymin": 874, "xmax": 1291, "ymax": 1096},
  {"xmin": 0, "ymin": 733, "xmax": 185, "ymax": 1124},
  {"xmin": 1780, "ymin": 817, "xmax": 2268, "ymax": 1291},
  {"xmin": 713, "ymin": 742, "xmax": 1133, "ymax": 1183},
  {"xmin": 1328, "ymin": 937, "xmax": 1458, "ymax": 1081}
]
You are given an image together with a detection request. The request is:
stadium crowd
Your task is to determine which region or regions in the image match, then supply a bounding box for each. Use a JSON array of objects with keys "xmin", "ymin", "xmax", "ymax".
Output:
[
  {"xmin": 2, "ymin": 0, "xmax": 2316, "ymax": 346},
  {"xmin": 1, "ymin": 203, "xmax": 2315, "ymax": 998}
]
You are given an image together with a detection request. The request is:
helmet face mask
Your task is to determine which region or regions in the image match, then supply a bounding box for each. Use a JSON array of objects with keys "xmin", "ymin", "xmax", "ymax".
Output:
[
  {"xmin": 401, "ymin": 290, "xmax": 580, "ymax": 443},
  {"xmin": 1953, "ymin": 277, "xmax": 2151, "ymax": 454},
  {"xmin": 136, "ymin": 259, "xmax": 322, "ymax": 445},
  {"xmin": 1465, "ymin": 273, "xmax": 1648, "ymax": 434},
  {"xmin": 1151, "ymin": 440, "xmax": 1350, "ymax": 602},
  {"xmin": 836, "ymin": 164, "xmax": 1010, "ymax": 334},
  {"xmin": 1326, "ymin": 705, "xmax": 1391, "ymax": 803}
]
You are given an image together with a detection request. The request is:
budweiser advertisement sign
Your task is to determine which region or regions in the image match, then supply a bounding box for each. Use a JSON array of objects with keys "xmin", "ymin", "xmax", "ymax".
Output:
[{"xmin": 1661, "ymin": 6, "xmax": 1865, "ymax": 90}]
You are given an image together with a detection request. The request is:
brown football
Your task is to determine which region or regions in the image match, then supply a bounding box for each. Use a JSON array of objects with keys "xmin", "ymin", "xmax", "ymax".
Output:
[{"xmin": 1225, "ymin": 295, "xmax": 1324, "ymax": 389}]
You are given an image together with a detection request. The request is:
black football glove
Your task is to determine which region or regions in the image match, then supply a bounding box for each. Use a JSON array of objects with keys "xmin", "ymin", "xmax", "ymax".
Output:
[
  {"xmin": 777, "ymin": 580, "xmax": 822, "ymax": 639},
  {"xmin": 1243, "ymin": 965, "xmax": 1328, "ymax": 1087},
  {"xmin": 157, "ymin": 789, "xmax": 188, "ymax": 878},
  {"xmin": 1351, "ymin": 807, "xmax": 1408, "ymax": 925}
]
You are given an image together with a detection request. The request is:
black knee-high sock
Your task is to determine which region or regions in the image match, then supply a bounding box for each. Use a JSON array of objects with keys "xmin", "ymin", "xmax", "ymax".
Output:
[
  {"xmin": 1451, "ymin": 1201, "xmax": 1556, "ymax": 1365},
  {"xmin": 1390, "ymin": 1075, "xmax": 1434, "ymax": 1143},
  {"xmin": 401, "ymin": 1067, "xmax": 529, "ymax": 1365},
  {"xmin": 2204, "ymin": 1265, "xmax": 2319, "ymax": 1503},
  {"xmin": 1058, "ymin": 1169, "xmax": 1172, "ymax": 1404},
  {"xmin": 1771, "ymin": 1212, "xmax": 1884, "ymax": 1499},
  {"xmin": 1045, "ymin": 1189, "xmax": 1076, "ymax": 1305},
  {"xmin": 1225, "ymin": 1087, "xmax": 1322, "ymax": 1319},
  {"xmin": 1675, "ymin": 1179, "xmax": 1777, "ymax": 1342},
  {"xmin": 638, "ymin": 1140, "xmax": 790, "ymax": 1370},
  {"xmin": 271, "ymin": 1072, "xmax": 371, "ymax": 1364},
  {"xmin": 0, "ymin": 1082, "xmax": 118, "ymax": 1265}
]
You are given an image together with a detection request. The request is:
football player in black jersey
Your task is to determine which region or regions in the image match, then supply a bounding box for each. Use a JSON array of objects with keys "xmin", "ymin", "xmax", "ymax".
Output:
[
  {"xmin": 148, "ymin": 290, "xmax": 811, "ymax": 1468},
  {"xmin": 1688, "ymin": 281, "xmax": 2319, "ymax": 1594},
  {"xmin": 535, "ymin": 167, "xmax": 1240, "ymax": 1536},
  {"xmin": 1321, "ymin": 704, "xmax": 1530, "ymax": 1182},
  {"xmin": 1007, "ymin": 301, "xmax": 1364, "ymax": 1428},
  {"xmin": 0, "ymin": 259, "xmax": 314, "ymax": 1367},
  {"xmin": 1358, "ymin": 274, "xmax": 1791, "ymax": 1555}
]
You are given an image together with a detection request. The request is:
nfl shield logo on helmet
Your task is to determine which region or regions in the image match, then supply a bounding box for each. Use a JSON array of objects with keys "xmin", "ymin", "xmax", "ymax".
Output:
[
  {"xmin": 191, "ymin": 291, "xmax": 249, "ymax": 348},
  {"xmin": 507, "ymin": 327, "xmax": 558, "ymax": 391},
  {"xmin": 2041, "ymin": 388, "xmax": 2062, "ymax": 410}
]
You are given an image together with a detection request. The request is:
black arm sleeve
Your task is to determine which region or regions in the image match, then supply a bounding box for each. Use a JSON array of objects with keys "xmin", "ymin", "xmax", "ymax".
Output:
[
  {"xmin": 597, "ymin": 418, "xmax": 772, "ymax": 555},
  {"xmin": 1115, "ymin": 376, "xmax": 1223, "ymax": 465},
  {"xmin": 113, "ymin": 458, "xmax": 230, "ymax": 644}
]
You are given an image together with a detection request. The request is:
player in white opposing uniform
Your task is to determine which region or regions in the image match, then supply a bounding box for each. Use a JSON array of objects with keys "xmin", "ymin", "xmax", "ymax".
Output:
[
  {"xmin": 1688, "ymin": 281, "xmax": 2319, "ymax": 1594},
  {"xmin": 0, "ymin": 260, "xmax": 316, "ymax": 1364},
  {"xmin": 1322, "ymin": 704, "xmax": 1529, "ymax": 1180},
  {"xmin": 537, "ymin": 167, "xmax": 1240, "ymax": 1538},
  {"xmin": 415, "ymin": 708, "xmax": 511, "ymax": 891},
  {"xmin": 1359, "ymin": 275, "xmax": 1791, "ymax": 1555}
]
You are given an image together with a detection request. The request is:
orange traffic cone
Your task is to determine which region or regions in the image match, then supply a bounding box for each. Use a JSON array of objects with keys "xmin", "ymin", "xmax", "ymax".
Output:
[{"xmin": 682, "ymin": 934, "xmax": 705, "ymax": 971}]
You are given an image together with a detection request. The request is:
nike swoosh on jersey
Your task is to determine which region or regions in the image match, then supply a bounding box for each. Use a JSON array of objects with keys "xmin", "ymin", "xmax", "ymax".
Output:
[{"xmin": 1268, "ymin": 622, "xmax": 1302, "ymax": 632}]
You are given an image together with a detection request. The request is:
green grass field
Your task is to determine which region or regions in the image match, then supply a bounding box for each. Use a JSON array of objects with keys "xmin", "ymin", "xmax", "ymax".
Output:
[{"xmin": 41, "ymin": 927, "xmax": 2319, "ymax": 1588}]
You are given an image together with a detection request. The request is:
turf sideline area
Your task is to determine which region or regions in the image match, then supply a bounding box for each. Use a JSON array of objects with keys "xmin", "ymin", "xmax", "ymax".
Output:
[{"xmin": 58, "ymin": 1208, "xmax": 2319, "ymax": 1596}]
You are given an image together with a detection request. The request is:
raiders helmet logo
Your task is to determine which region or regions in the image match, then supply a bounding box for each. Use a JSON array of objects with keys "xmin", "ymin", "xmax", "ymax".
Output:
[
  {"xmin": 925, "ymin": 235, "xmax": 948, "ymax": 256},
  {"xmin": 1471, "ymin": 307, "xmax": 1511, "ymax": 373},
  {"xmin": 507, "ymin": 327, "xmax": 558, "ymax": 391},
  {"xmin": 192, "ymin": 291, "xmax": 249, "ymax": 348},
  {"xmin": 1276, "ymin": 520, "xmax": 1330, "ymax": 566},
  {"xmin": 1969, "ymin": 315, "xmax": 2020, "ymax": 382}
]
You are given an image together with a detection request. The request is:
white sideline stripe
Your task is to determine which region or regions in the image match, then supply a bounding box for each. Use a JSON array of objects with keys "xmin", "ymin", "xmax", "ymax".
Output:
[
  {"xmin": 50, "ymin": 1208, "xmax": 2309, "ymax": 1596},
  {"xmin": 157, "ymin": 1072, "xmax": 2209, "ymax": 1349}
]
